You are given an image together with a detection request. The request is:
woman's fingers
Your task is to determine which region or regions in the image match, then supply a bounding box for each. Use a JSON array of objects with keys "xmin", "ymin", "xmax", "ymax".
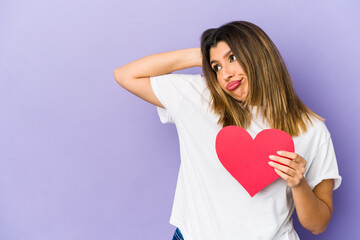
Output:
[
  {"xmin": 269, "ymin": 155, "xmax": 295, "ymax": 170},
  {"xmin": 268, "ymin": 160, "xmax": 295, "ymax": 176},
  {"xmin": 277, "ymin": 151, "xmax": 306, "ymax": 165},
  {"xmin": 276, "ymin": 150, "xmax": 297, "ymax": 160},
  {"xmin": 268, "ymin": 151, "xmax": 307, "ymax": 188}
]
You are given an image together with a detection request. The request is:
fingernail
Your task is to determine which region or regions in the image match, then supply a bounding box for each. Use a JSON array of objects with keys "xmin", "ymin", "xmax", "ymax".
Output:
[
  {"xmin": 268, "ymin": 161, "xmax": 274, "ymax": 166},
  {"xmin": 269, "ymin": 155, "xmax": 276, "ymax": 160},
  {"xmin": 277, "ymin": 151, "xmax": 282, "ymax": 155}
]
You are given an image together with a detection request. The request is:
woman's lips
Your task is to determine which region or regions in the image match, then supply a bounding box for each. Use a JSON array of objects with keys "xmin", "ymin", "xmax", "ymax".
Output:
[{"xmin": 226, "ymin": 80, "xmax": 242, "ymax": 91}]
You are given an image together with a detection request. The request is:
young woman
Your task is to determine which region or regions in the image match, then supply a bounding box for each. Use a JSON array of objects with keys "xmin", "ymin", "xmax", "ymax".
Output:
[{"xmin": 113, "ymin": 21, "xmax": 342, "ymax": 240}]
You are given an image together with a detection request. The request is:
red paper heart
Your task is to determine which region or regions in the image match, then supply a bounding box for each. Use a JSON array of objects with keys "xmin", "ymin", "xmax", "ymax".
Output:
[{"xmin": 215, "ymin": 126, "xmax": 294, "ymax": 197}]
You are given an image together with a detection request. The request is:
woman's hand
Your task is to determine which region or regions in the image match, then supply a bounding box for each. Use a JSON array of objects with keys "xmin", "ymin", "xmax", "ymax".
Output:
[{"xmin": 268, "ymin": 151, "xmax": 307, "ymax": 189}]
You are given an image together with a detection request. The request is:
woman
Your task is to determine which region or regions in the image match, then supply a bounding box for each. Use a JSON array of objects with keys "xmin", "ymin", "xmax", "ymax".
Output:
[{"xmin": 113, "ymin": 21, "xmax": 341, "ymax": 240}]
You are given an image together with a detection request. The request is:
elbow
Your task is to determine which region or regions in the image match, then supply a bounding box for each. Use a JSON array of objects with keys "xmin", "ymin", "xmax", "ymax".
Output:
[
  {"xmin": 301, "ymin": 209, "xmax": 332, "ymax": 235},
  {"xmin": 113, "ymin": 67, "xmax": 131, "ymax": 87},
  {"xmin": 300, "ymin": 219, "xmax": 329, "ymax": 235},
  {"xmin": 113, "ymin": 68, "xmax": 123, "ymax": 84},
  {"xmin": 310, "ymin": 224, "xmax": 328, "ymax": 235},
  {"xmin": 311, "ymin": 228, "xmax": 326, "ymax": 235}
]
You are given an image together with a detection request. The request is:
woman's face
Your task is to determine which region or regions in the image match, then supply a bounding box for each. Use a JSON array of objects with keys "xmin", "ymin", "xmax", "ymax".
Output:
[{"xmin": 209, "ymin": 41, "xmax": 248, "ymax": 102}]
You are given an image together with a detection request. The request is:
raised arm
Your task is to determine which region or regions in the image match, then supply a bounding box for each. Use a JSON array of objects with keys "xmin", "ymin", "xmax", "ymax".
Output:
[{"xmin": 113, "ymin": 48, "xmax": 202, "ymax": 108}]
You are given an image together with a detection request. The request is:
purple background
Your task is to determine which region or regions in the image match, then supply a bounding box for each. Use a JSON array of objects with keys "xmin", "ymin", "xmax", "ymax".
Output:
[{"xmin": 0, "ymin": 0, "xmax": 359, "ymax": 239}]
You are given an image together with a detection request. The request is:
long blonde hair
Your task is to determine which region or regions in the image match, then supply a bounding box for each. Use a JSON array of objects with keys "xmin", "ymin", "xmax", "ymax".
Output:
[{"xmin": 201, "ymin": 21, "xmax": 323, "ymax": 137}]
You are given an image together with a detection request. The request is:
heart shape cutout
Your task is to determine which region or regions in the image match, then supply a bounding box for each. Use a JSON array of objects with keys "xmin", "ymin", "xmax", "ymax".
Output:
[{"xmin": 215, "ymin": 126, "xmax": 294, "ymax": 197}]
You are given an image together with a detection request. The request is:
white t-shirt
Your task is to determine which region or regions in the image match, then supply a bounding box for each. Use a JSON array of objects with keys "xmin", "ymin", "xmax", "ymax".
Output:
[{"xmin": 150, "ymin": 73, "xmax": 342, "ymax": 240}]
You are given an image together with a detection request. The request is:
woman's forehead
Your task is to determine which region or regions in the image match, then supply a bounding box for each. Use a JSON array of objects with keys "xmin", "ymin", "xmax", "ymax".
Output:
[{"xmin": 210, "ymin": 41, "xmax": 232, "ymax": 63}]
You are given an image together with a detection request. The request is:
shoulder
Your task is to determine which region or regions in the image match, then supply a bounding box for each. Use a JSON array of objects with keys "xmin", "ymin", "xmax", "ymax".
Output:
[
  {"xmin": 308, "ymin": 116, "xmax": 330, "ymax": 136},
  {"xmin": 150, "ymin": 73, "xmax": 205, "ymax": 97},
  {"xmin": 150, "ymin": 73, "xmax": 209, "ymax": 109},
  {"xmin": 295, "ymin": 116, "xmax": 331, "ymax": 147},
  {"xmin": 161, "ymin": 73, "xmax": 207, "ymax": 94}
]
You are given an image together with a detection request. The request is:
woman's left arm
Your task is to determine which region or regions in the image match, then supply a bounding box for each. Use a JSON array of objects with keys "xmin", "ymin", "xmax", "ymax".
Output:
[{"xmin": 268, "ymin": 151, "xmax": 334, "ymax": 235}]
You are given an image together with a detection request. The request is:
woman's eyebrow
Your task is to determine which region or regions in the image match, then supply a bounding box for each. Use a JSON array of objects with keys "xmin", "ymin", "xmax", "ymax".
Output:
[{"xmin": 210, "ymin": 50, "xmax": 232, "ymax": 65}]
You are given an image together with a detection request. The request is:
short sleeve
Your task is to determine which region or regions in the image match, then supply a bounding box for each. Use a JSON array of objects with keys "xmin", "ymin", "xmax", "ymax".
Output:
[
  {"xmin": 305, "ymin": 135, "xmax": 342, "ymax": 191},
  {"xmin": 150, "ymin": 74, "xmax": 201, "ymax": 124}
]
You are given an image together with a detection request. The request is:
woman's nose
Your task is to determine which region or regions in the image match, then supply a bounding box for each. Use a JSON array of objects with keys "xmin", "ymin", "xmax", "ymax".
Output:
[{"xmin": 222, "ymin": 64, "xmax": 234, "ymax": 81}]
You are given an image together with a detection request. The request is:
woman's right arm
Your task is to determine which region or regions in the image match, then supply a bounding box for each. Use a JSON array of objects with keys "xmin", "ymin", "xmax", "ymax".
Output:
[{"xmin": 113, "ymin": 48, "xmax": 202, "ymax": 108}]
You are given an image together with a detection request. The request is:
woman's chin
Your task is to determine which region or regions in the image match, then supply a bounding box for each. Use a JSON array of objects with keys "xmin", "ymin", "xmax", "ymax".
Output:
[{"xmin": 231, "ymin": 95, "xmax": 246, "ymax": 102}]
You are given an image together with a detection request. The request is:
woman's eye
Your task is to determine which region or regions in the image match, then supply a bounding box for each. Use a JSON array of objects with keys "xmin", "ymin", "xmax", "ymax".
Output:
[
  {"xmin": 213, "ymin": 65, "xmax": 221, "ymax": 72},
  {"xmin": 230, "ymin": 54, "xmax": 236, "ymax": 62}
]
